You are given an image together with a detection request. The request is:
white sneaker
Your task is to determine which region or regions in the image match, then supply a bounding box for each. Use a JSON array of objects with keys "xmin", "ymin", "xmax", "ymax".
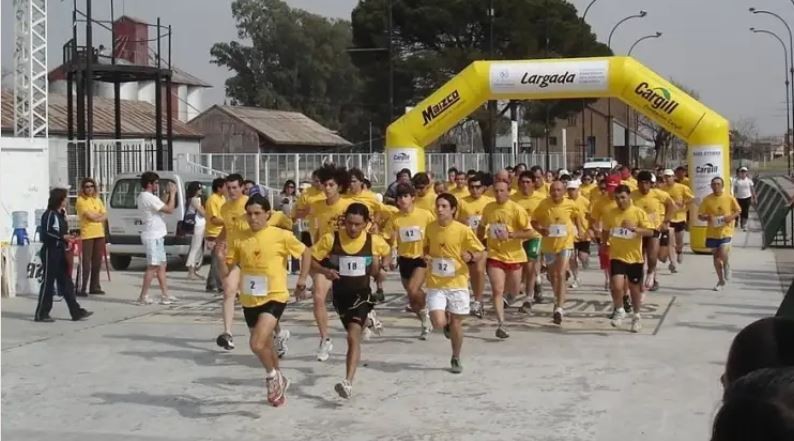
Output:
[
  {"xmin": 368, "ymin": 311, "xmax": 384, "ymax": 336},
  {"xmin": 630, "ymin": 314, "xmax": 642, "ymax": 333},
  {"xmin": 569, "ymin": 278, "xmax": 579, "ymax": 289},
  {"xmin": 274, "ymin": 329, "xmax": 290, "ymax": 358},
  {"xmin": 335, "ymin": 379, "xmax": 352, "ymax": 399},
  {"xmin": 419, "ymin": 309, "xmax": 431, "ymax": 340},
  {"xmin": 611, "ymin": 308, "xmax": 627, "ymax": 328},
  {"xmin": 316, "ymin": 338, "xmax": 333, "ymax": 362},
  {"xmin": 714, "ymin": 281, "xmax": 726, "ymax": 292}
]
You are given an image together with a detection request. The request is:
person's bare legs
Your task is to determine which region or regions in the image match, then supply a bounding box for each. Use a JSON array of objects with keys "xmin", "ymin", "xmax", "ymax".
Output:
[
  {"xmin": 222, "ymin": 266, "xmax": 240, "ymax": 335},
  {"xmin": 610, "ymin": 274, "xmax": 626, "ymax": 310},
  {"xmin": 344, "ymin": 322, "xmax": 363, "ymax": 383},
  {"xmin": 674, "ymin": 230, "xmax": 685, "ymax": 264},
  {"xmin": 644, "ymin": 238, "xmax": 660, "ymax": 289},
  {"xmin": 469, "ymin": 259, "xmax": 486, "ymax": 304},
  {"xmin": 552, "ymin": 255, "xmax": 569, "ymax": 308},
  {"xmin": 406, "ymin": 268, "xmax": 428, "ymax": 325},
  {"xmin": 138, "ymin": 265, "xmax": 158, "ymax": 301},
  {"xmin": 486, "ymin": 265, "xmax": 507, "ymax": 326},
  {"xmin": 156, "ymin": 263, "xmax": 169, "ymax": 298},
  {"xmin": 249, "ymin": 313, "xmax": 279, "ymax": 371},
  {"xmin": 449, "ymin": 313, "xmax": 464, "ymax": 358},
  {"xmin": 312, "ymin": 272, "xmax": 332, "ymax": 339}
]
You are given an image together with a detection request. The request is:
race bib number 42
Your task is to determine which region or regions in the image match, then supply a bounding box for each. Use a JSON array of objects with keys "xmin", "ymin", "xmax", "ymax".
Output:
[
  {"xmin": 431, "ymin": 258, "xmax": 456, "ymax": 277},
  {"xmin": 399, "ymin": 226, "xmax": 422, "ymax": 243},
  {"xmin": 339, "ymin": 256, "xmax": 367, "ymax": 277},
  {"xmin": 242, "ymin": 274, "xmax": 269, "ymax": 297}
]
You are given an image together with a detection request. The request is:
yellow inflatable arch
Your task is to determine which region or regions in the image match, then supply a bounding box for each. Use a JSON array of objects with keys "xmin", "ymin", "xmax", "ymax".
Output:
[{"xmin": 385, "ymin": 56, "xmax": 730, "ymax": 252}]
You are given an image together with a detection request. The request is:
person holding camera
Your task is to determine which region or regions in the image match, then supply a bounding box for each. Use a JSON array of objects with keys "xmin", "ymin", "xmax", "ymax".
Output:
[{"xmin": 135, "ymin": 172, "xmax": 178, "ymax": 305}]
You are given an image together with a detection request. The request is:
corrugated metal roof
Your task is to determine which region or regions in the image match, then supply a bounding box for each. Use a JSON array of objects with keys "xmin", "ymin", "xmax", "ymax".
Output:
[
  {"xmin": 201, "ymin": 105, "xmax": 352, "ymax": 147},
  {"xmin": 1, "ymin": 90, "xmax": 203, "ymax": 139}
]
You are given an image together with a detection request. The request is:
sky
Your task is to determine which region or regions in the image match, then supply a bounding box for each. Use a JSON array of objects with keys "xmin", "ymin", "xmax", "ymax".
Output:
[{"xmin": 0, "ymin": 0, "xmax": 792, "ymax": 136}]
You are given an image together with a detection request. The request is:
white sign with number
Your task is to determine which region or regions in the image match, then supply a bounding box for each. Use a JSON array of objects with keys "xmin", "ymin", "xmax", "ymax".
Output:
[
  {"xmin": 431, "ymin": 257, "xmax": 456, "ymax": 277},
  {"xmin": 339, "ymin": 256, "xmax": 367, "ymax": 277},
  {"xmin": 468, "ymin": 215, "xmax": 482, "ymax": 230},
  {"xmin": 242, "ymin": 274, "xmax": 269, "ymax": 297},
  {"xmin": 712, "ymin": 216, "xmax": 726, "ymax": 227},
  {"xmin": 399, "ymin": 226, "xmax": 422, "ymax": 243},
  {"xmin": 548, "ymin": 224, "xmax": 568, "ymax": 238},
  {"xmin": 490, "ymin": 223, "xmax": 508, "ymax": 239},
  {"xmin": 611, "ymin": 227, "xmax": 636, "ymax": 239},
  {"xmin": 298, "ymin": 218, "xmax": 311, "ymax": 231}
]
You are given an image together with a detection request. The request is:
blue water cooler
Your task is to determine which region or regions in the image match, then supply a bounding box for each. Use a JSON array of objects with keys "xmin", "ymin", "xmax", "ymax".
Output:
[{"xmin": 10, "ymin": 211, "xmax": 30, "ymax": 245}]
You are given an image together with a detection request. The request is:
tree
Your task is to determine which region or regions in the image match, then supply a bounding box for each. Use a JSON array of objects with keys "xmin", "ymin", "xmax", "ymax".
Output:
[
  {"xmin": 637, "ymin": 80, "xmax": 699, "ymax": 165},
  {"xmin": 730, "ymin": 117, "xmax": 760, "ymax": 160},
  {"xmin": 210, "ymin": 0, "xmax": 369, "ymax": 144},
  {"xmin": 350, "ymin": 0, "xmax": 611, "ymax": 151}
]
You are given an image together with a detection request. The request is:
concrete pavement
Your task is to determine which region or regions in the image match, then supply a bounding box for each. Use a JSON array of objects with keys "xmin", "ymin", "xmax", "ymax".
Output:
[{"xmin": 2, "ymin": 220, "xmax": 791, "ymax": 441}]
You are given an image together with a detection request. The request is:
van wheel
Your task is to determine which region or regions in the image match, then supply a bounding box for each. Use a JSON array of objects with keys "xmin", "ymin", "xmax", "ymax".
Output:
[{"xmin": 110, "ymin": 254, "xmax": 132, "ymax": 271}]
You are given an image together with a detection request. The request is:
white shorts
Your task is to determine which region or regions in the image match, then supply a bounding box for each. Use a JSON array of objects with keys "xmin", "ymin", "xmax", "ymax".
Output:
[
  {"xmin": 426, "ymin": 288, "xmax": 470, "ymax": 315},
  {"xmin": 544, "ymin": 248, "xmax": 572, "ymax": 265},
  {"xmin": 143, "ymin": 238, "xmax": 166, "ymax": 266}
]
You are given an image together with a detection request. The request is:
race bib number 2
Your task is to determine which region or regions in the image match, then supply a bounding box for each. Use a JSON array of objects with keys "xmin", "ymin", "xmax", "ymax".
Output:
[
  {"xmin": 339, "ymin": 256, "xmax": 367, "ymax": 277},
  {"xmin": 432, "ymin": 258, "xmax": 456, "ymax": 277},
  {"xmin": 399, "ymin": 226, "xmax": 422, "ymax": 243},
  {"xmin": 242, "ymin": 274, "xmax": 268, "ymax": 297}
]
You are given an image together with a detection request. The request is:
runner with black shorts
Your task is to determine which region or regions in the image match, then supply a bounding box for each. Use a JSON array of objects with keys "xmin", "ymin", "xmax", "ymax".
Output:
[
  {"xmin": 630, "ymin": 171, "xmax": 674, "ymax": 291},
  {"xmin": 566, "ymin": 180, "xmax": 592, "ymax": 288},
  {"xmin": 383, "ymin": 183, "xmax": 435, "ymax": 339},
  {"xmin": 602, "ymin": 185, "xmax": 654, "ymax": 333},
  {"xmin": 659, "ymin": 169, "xmax": 693, "ymax": 272},
  {"xmin": 220, "ymin": 194, "xmax": 312, "ymax": 407},
  {"xmin": 311, "ymin": 203, "xmax": 391, "ymax": 399}
]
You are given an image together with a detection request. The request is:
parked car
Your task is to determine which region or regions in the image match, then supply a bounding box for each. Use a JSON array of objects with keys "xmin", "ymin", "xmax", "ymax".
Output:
[
  {"xmin": 106, "ymin": 171, "xmax": 215, "ymax": 270},
  {"xmin": 583, "ymin": 157, "xmax": 618, "ymax": 174}
]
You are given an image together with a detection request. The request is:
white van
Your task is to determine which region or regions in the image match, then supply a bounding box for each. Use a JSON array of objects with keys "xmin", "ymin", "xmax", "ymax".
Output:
[
  {"xmin": 583, "ymin": 157, "xmax": 618, "ymax": 173},
  {"xmin": 106, "ymin": 171, "xmax": 216, "ymax": 270}
]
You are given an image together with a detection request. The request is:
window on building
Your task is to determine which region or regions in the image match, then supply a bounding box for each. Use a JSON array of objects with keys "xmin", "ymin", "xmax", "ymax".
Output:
[
  {"xmin": 568, "ymin": 115, "xmax": 577, "ymax": 126},
  {"xmin": 549, "ymin": 136, "xmax": 558, "ymax": 146}
]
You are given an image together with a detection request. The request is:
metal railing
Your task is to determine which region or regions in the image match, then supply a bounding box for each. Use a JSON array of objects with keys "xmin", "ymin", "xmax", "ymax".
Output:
[{"xmin": 755, "ymin": 176, "xmax": 794, "ymax": 248}]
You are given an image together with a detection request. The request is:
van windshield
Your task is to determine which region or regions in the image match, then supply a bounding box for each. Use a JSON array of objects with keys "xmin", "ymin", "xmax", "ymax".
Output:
[{"xmin": 110, "ymin": 178, "xmax": 179, "ymax": 209}]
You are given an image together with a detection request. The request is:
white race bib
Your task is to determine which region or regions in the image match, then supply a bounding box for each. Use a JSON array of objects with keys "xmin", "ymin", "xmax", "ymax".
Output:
[
  {"xmin": 712, "ymin": 216, "xmax": 725, "ymax": 227},
  {"xmin": 298, "ymin": 218, "xmax": 311, "ymax": 231},
  {"xmin": 242, "ymin": 274, "xmax": 268, "ymax": 297},
  {"xmin": 611, "ymin": 227, "xmax": 636, "ymax": 240},
  {"xmin": 548, "ymin": 224, "xmax": 568, "ymax": 238},
  {"xmin": 399, "ymin": 226, "xmax": 422, "ymax": 243},
  {"xmin": 467, "ymin": 215, "xmax": 482, "ymax": 230},
  {"xmin": 489, "ymin": 223, "xmax": 508, "ymax": 239},
  {"xmin": 431, "ymin": 258, "xmax": 456, "ymax": 277},
  {"xmin": 339, "ymin": 256, "xmax": 367, "ymax": 277}
]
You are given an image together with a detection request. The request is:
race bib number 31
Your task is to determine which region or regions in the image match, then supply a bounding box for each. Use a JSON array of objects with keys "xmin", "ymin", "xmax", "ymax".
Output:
[
  {"xmin": 611, "ymin": 227, "xmax": 635, "ymax": 240},
  {"xmin": 339, "ymin": 256, "xmax": 367, "ymax": 277},
  {"xmin": 548, "ymin": 224, "xmax": 568, "ymax": 238},
  {"xmin": 431, "ymin": 258, "xmax": 456, "ymax": 277},
  {"xmin": 399, "ymin": 226, "xmax": 422, "ymax": 243},
  {"xmin": 242, "ymin": 274, "xmax": 268, "ymax": 297}
]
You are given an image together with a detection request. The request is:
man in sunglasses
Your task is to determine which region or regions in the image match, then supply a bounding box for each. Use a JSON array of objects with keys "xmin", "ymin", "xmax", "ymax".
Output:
[{"xmin": 457, "ymin": 172, "xmax": 493, "ymax": 318}]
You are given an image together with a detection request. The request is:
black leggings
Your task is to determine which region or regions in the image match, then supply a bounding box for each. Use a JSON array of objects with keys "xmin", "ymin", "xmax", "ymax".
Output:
[{"xmin": 737, "ymin": 197, "xmax": 752, "ymax": 225}]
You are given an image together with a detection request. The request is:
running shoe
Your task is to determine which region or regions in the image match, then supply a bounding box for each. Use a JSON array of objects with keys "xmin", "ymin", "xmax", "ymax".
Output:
[
  {"xmin": 518, "ymin": 301, "xmax": 533, "ymax": 314},
  {"xmin": 504, "ymin": 293, "xmax": 516, "ymax": 307},
  {"xmin": 443, "ymin": 324, "xmax": 451, "ymax": 340},
  {"xmin": 335, "ymin": 379, "xmax": 352, "ymax": 399},
  {"xmin": 495, "ymin": 325, "xmax": 510, "ymax": 339},
  {"xmin": 374, "ymin": 288, "xmax": 385, "ymax": 303},
  {"xmin": 274, "ymin": 329, "xmax": 290, "ymax": 359},
  {"xmin": 553, "ymin": 307, "xmax": 564, "ymax": 325},
  {"xmin": 216, "ymin": 332, "xmax": 235, "ymax": 350},
  {"xmin": 569, "ymin": 278, "xmax": 579, "ymax": 289},
  {"xmin": 677, "ymin": 253, "xmax": 683, "ymax": 264},
  {"xmin": 470, "ymin": 301, "xmax": 483, "ymax": 318},
  {"xmin": 714, "ymin": 281, "xmax": 726, "ymax": 292},
  {"xmin": 419, "ymin": 309, "xmax": 431, "ymax": 340},
  {"xmin": 135, "ymin": 297, "xmax": 153, "ymax": 306},
  {"xmin": 668, "ymin": 262, "xmax": 677, "ymax": 273},
  {"xmin": 316, "ymin": 338, "xmax": 333, "ymax": 361},
  {"xmin": 644, "ymin": 271, "xmax": 655, "ymax": 290},
  {"xmin": 533, "ymin": 283, "xmax": 543, "ymax": 304},
  {"xmin": 650, "ymin": 280, "xmax": 660, "ymax": 292},
  {"xmin": 450, "ymin": 357, "xmax": 463, "ymax": 374},
  {"xmin": 623, "ymin": 296, "xmax": 632, "ymax": 313},
  {"xmin": 369, "ymin": 311, "xmax": 384, "ymax": 336},
  {"xmin": 159, "ymin": 296, "xmax": 178, "ymax": 305},
  {"xmin": 630, "ymin": 315, "xmax": 642, "ymax": 333},
  {"xmin": 266, "ymin": 371, "xmax": 289, "ymax": 406},
  {"xmin": 611, "ymin": 308, "xmax": 626, "ymax": 328}
]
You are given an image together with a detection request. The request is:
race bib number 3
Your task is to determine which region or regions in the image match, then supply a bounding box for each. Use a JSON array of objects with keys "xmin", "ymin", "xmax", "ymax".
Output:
[
  {"xmin": 468, "ymin": 215, "xmax": 482, "ymax": 230},
  {"xmin": 399, "ymin": 226, "xmax": 422, "ymax": 243},
  {"xmin": 611, "ymin": 227, "xmax": 636, "ymax": 240},
  {"xmin": 339, "ymin": 256, "xmax": 367, "ymax": 277},
  {"xmin": 548, "ymin": 224, "xmax": 568, "ymax": 238},
  {"xmin": 490, "ymin": 223, "xmax": 508, "ymax": 239},
  {"xmin": 431, "ymin": 258, "xmax": 456, "ymax": 277},
  {"xmin": 242, "ymin": 274, "xmax": 268, "ymax": 297}
]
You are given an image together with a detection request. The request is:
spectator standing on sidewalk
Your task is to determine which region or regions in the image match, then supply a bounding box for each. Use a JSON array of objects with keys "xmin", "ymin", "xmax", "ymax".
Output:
[
  {"xmin": 732, "ymin": 166, "xmax": 757, "ymax": 231},
  {"xmin": 75, "ymin": 177, "xmax": 107, "ymax": 296},
  {"xmin": 185, "ymin": 181, "xmax": 207, "ymax": 280},
  {"xmin": 135, "ymin": 172, "xmax": 178, "ymax": 305}
]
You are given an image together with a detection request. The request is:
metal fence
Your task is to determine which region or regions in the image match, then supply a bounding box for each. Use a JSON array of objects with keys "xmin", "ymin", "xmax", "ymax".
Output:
[
  {"xmin": 755, "ymin": 176, "xmax": 794, "ymax": 249},
  {"xmin": 67, "ymin": 138, "xmax": 157, "ymax": 201}
]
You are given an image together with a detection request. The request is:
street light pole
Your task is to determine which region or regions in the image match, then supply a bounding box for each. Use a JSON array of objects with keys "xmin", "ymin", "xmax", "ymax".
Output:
[
  {"xmin": 753, "ymin": 7, "xmax": 793, "ymax": 174},
  {"xmin": 607, "ymin": 10, "xmax": 647, "ymax": 162},
  {"xmin": 626, "ymin": 32, "xmax": 663, "ymax": 167},
  {"xmin": 751, "ymin": 27, "xmax": 791, "ymax": 174}
]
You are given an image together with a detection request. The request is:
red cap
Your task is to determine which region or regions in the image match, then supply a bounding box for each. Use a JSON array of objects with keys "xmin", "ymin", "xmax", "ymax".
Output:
[{"xmin": 606, "ymin": 175, "xmax": 621, "ymax": 192}]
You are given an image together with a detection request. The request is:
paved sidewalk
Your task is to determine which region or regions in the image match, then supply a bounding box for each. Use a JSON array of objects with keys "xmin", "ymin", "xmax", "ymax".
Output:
[{"xmin": 1, "ymin": 222, "xmax": 788, "ymax": 441}]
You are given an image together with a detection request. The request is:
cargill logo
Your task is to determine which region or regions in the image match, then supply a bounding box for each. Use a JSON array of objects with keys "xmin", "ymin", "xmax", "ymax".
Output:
[
  {"xmin": 422, "ymin": 90, "xmax": 461, "ymax": 126},
  {"xmin": 392, "ymin": 153, "xmax": 410, "ymax": 161},
  {"xmin": 634, "ymin": 82, "xmax": 679, "ymax": 114},
  {"xmin": 696, "ymin": 163, "xmax": 719, "ymax": 174}
]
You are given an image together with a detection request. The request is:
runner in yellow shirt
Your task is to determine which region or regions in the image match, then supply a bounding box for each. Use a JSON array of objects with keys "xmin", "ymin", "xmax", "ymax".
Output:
[
  {"xmin": 480, "ymin": 181, "xmax": 534, "ymax": 338},
  {"xmin": 457, "ymin": 173, "xmax": 493, "ymax": 318},
  {"xmin": 294, "ymin": 169, "xmax": 326, "ymax": 246},
  {"xmin": 579, "ymin": 173, "xmax": 596, "ymax": 201},
  {"xmin": 311, "ymin": 203, "xmax": 391, "ymax": 399},
  {"xmin": 344, "ymin": 168, "xmax": 388, "ymax": 300},
  {"xmin": 590, "ymin": 176, "xmax": 621, "ymax": 292},
  {"xmin": 423, "ymin": 193, "xmax": 485, "ymax": 374},
  {"xmin": 566, "ymin": 180, "xmax": 592, "ymax": 288},
  {"xmin": 383, "ymin": 183, "xmax": 435, "ymax": 339},
  {"xmin": 221, "ymin": 194, "xmax": 311, "ymax": 406},
  {"xmin": 444, "ymin": 167, "xmax": 459, "ymax": 191},
  {"xmin": 511, "ymin": 171, "xmax": 547, "ymax": 311},
  {"xmin": 675, "ymin": 166, "xmax": 690, "ymax": 186},
  {"xmin": 411, "ymin": 172, "xmax": 437, "ymax": 214},
  {"xmin": 630, "ymin": 171, "xmax": 675, "ymax": 291},
  {"xmin": 529, "ymin": 165, "xmax": 549, "ymax": 197},
  {"xmin": 660, "ymin": 168, "xmax": 694, "ymax": 270},
  {"xmin": 602, "ymin": 184, "xmax": 654, "ymax": 333},
  {"xmin": 307, "ymin": 166, "xmax": 352, "ymax": 361},
  {"xmin": 484, "ymin": 169, "xmax": 516, "ymax": 198},
  {"xmin": 698, "ymin": 177, "xmax": 741, "ymax": 291},
  {"xmin": 532, "ymin": 180, "xmax": 586, "ymax": 325},
  {"xmin": 448, "ymin": 171, "xmax": 470, "ymax": 202}
]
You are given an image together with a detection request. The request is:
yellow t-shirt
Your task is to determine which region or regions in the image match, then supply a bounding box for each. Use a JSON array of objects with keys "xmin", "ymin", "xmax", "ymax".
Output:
[
  {"xmin": 415, "ymin": 190, "xmax": 438, "ymax": 213},
  {"xmin": 590, "ymin": 193, "xmax": 617, "ymax": 225},
  {"xmin": 424, "ymin": 220, "xmax": 485, "ymax": 290},
  {"xmin": 309, "ymin": 197, "xmax": 352, "ymax": 242},
  {"xmin": 579, "ymin": 183, "xmax": 596, "ymax": 200},
  {"xmin": 204, "ymin": 192, "xmax": 226, "ymax": 238},
  {"xmin": 448, "ymin": 186, "xmax": 470, "ymax": 203},
  {"xmin": 457, "ymin": 195, "xmax": 495, "ymax": 233},
  {"xmin": 221, "ymin": 195, "xmax": 251, "ymax": 255},
  {"xmin": 295, "ymin": 186, "xmax": 326, "ymax": 231},
  {"xmin": 312, "ymin": 230, "xmax": 391, "ymax": 261},
  {"xmin": 630, "ymin": 189, "xmax": 672, "ymax": 229},
  {"xmin": 484, "ymin": 187, "xmax": 517, "ymax": 198},
  {"xmin": 533, "ymin": 198, "xmax": 581, "ymax": 253},
  {"xmin": 226, "ymin": 226, "xmax": 306, "ymax": 307},
  {"xmin": 622, "ymin": 177, "xmax": 638, "ymax": 192},
  {"xmin": 699, "ymin": 193, "xmax": 741, "ymax": 239},
  {"xmin": 678, "ymin": 176, "xmax": 691, "ymax": 187},
  {"xmin": 510, "ymin": 191, "xmax": 546, "ymax": 239},
  {"xmin": 75, "ymin": 195, "xmax": 106, "ymax": 240},
  {"xmin": 343, "ymin": 190, "xmax": 384, "ymax": 218},
  {"xmin": 603, "ymin": 205, "xmax": 652, "ymax": 264},
  {"xmin": 383, "ymin": 207, "xmax": 436, "ymax": 258},
  {"xmin": 660, "ymin": 182, "xmax": 694, "ymax": 223},
  {"xmin": 267, "ymin": 211, "xmax": 293, "ymax": 231},
  {"xmin": 534, "ymin": 184, "xmax": 549, "ymax": 198},
  {"xmin": 481, "ymin": 199, "xmax": 531, "ymax": 263},
  {"xmin": 588, "ymin": 186, "xmax": 602, "ymax": 202},
  {"xmin": 568, "ymin": 194, "xmax": 591, "ymax": 234}
]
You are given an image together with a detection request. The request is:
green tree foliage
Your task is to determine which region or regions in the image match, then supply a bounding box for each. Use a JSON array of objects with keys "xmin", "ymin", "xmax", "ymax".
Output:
[
  {"xmin": 351, "ymin": 0, "xmax": 612, "ymax": 150},
  {"xmin": 210, "ymin": 0, "xmax": 368, "ymax": 144}
]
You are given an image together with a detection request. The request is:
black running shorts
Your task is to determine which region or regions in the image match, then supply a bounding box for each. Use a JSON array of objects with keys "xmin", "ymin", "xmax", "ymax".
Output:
[
  {"xmin": 333, "ymin": 291, "xmax": 374, "ymax": 328},
  {"xmin": 243, "ymin": 301, "xmax": 286, "ymax": 328},
  {"xmin": 397, "ymin": 256, "xmax": 427, "ymax": 280},
  {"xmin": 610, "ymin": 260, "xmax": 644, "ymax": 285}
]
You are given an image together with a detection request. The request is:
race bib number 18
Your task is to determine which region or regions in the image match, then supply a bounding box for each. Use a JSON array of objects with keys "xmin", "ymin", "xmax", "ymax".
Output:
[
  {"xmin": 432, "ymin": 258, "xmax": 456, "ymax": 277},
  {"xmin": 242, "ymin": 274, "xmax": 268, "ymax": 297},
  {"xmin": 712, "ymin": 216, "xmax": 725, "ymax": 227},
  {"xmin": 339, "ymin": 256, "xmax": 367, "ymax": 277}
]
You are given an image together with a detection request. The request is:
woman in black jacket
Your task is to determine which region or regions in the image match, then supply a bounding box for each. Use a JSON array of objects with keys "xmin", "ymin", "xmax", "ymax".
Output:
[{"xmin": 34, "ymin": 188, "xmax": 93, "ymax": 322}]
